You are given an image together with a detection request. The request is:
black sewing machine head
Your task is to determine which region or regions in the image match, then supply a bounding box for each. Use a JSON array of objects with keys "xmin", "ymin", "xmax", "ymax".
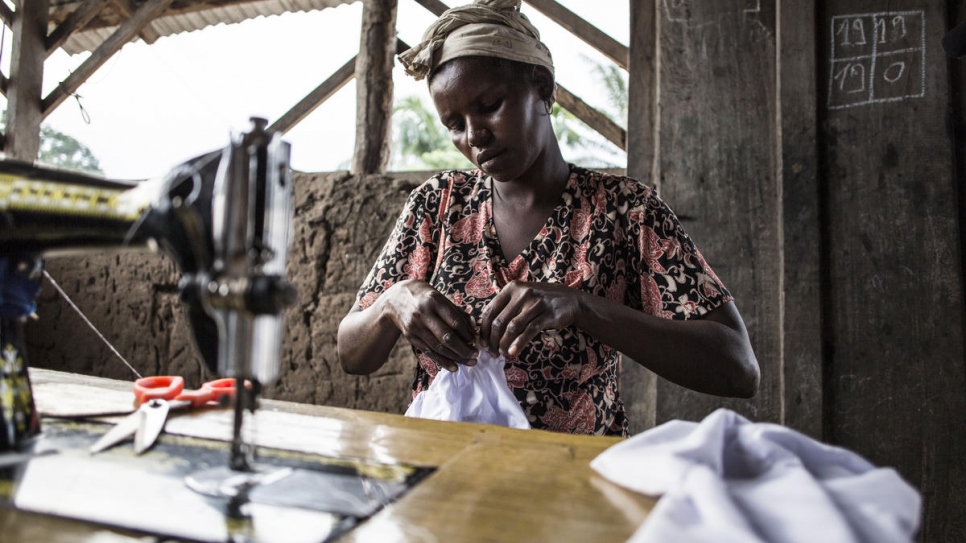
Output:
[{"xmin": 0, "ymin": 118, "xmax": 296, "ymax": 454}]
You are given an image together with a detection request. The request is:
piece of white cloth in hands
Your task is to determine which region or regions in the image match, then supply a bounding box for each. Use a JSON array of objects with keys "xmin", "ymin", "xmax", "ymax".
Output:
[
  {"xmin": 405, "ymin": 349, "xmax": 530, "ymax": 429},
  {"xmin": 590, "ymin": 409, "xmax": 920, "ymax": 543}
]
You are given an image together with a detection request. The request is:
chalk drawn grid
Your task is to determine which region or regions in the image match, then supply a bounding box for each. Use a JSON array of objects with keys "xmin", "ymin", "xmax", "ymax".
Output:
[{"xmin": 828, "ymin": 11, "xmax": 926, "ymax": 110}]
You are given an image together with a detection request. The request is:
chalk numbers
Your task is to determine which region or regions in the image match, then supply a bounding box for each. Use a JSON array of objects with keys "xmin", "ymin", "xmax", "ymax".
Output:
[{"xmin": 829, "ymin": 11, "xmax": 925, "ymax": 109}]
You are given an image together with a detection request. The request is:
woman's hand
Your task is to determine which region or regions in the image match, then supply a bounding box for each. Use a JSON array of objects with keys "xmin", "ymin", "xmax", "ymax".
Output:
[
  {"xmin": 384, "ymin": 280, "xmax": 479, "ymax": 371},
  {"xmin": 480, "ymin": 280, "xmax": 584, "ymax": 357}
]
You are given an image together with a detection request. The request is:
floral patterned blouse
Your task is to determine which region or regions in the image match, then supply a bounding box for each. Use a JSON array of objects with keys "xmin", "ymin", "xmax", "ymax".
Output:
[{"xmin": 355, "ymin": 165, "xmax": 731, "ymax": 436}]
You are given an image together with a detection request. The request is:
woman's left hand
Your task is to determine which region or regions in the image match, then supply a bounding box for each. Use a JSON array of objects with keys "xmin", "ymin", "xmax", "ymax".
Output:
[{"xmin": 479, "ymin": 280, "xmax": 584, "ymax": 357}]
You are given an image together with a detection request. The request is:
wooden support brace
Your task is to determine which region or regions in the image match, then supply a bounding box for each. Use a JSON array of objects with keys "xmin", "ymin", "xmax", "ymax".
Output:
[
  {"xmin": 0, "ymin": 1, "xmax": 13, "ymax": 28},
  {"xmin": 269, "ymin": 40, "xmax": 409, "ymax": 135},
  {"xmin": 269, "ymin": 57, "xmax": 356, "ymax": 135},
  {"xmin": 46, "ymin": 0, "xmax": 110, "ymax": 57},
  {"xmin": 555, "ymin": 84, "xmax": 626, "ymax": 151},
  {"xmin": 42, "ymin": 0, "xmax": 174, "ymax": 119},
  {"xmin": 523, "ymin": 0, "xmax": 627, "ymax": 70},
  {"xmin": 411, "ymin": 0, "xmax": 449, "ymax": 17},
  {"xmin": 110, "ymin": 0, "xmax": 162, "ymax": 44}
]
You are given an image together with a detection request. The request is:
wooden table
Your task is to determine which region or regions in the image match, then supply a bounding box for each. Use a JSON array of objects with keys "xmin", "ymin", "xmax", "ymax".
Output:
[{"xmin": 1, "ymin": 369, "xmax": 654, "ymax": 543}]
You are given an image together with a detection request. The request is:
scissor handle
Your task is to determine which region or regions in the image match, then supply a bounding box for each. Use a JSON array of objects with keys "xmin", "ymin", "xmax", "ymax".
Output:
[
  {"xmin": 133, "ymin": 376, "xmax": 185, "ymax": 406},
  {"xmin": 175, "ymin": 378, "xmax": 237, "ymax": 407}
]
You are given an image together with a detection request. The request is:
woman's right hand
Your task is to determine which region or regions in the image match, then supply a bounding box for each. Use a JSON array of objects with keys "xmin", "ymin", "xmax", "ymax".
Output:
[{"xmin": 383, "ymin": 280, "xmax": 479, "ymax": 371}]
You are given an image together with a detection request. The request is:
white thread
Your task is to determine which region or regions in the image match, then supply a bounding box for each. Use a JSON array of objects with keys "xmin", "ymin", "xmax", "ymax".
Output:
[{"xmin": 42, "ymin": 270, "xmax": 142, "ymax": 379}]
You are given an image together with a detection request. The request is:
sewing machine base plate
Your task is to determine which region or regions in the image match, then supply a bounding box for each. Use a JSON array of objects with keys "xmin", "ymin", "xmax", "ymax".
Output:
[{"xmin": 0, "ymin": 420, "xmax": 431, "ymax": 543}]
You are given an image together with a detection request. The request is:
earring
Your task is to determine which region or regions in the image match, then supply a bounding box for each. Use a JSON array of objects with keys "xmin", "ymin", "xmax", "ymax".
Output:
[{"xmin": 544, "ymin": 100, "xmax": 553, "ymax": 115}]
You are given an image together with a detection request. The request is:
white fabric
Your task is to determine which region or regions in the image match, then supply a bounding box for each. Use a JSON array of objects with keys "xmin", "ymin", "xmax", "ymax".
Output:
[
  {"xmin": 404, "ymin": 350, "xmax": 530, "ymax": 429},
  {"xmin": 591, "ymin": 409, "xmax": 920, "ymax": 543}
]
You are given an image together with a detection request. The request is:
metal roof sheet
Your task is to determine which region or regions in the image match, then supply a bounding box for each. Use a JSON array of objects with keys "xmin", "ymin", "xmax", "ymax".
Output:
[{"xmin": 52, "ymin": 0, "xmax": 359, "ymax": 56}]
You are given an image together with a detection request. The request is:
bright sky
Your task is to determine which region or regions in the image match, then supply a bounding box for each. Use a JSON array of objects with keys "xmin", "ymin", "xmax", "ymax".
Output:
[{"xmin": 12, "ymin": 0, "xmax": 628, "ymax": 180}]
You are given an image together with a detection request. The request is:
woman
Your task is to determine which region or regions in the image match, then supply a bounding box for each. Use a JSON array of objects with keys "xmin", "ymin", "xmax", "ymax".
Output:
[{"xmin": 338, "ymin": 0, "xmax": 759, "ymax": 436}]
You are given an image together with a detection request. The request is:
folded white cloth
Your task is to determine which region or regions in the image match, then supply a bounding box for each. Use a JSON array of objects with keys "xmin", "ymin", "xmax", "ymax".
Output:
[
  {"xmin": 405, "ymin": 350, "xmax": 530, "ymax": 429},
  {"xmin": 591, "ymin": 409, "xmax": 920, "ymax": 543}
]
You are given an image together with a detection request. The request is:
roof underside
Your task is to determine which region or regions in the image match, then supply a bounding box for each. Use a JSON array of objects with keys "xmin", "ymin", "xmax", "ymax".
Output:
[{"xmin": 48, "ymin": 0, "xmax": 360, "ymax": 55}]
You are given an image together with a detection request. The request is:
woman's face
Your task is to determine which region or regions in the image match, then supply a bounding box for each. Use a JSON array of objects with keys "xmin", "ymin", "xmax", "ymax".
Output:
[{"xmin": 429, "ymin": 58, "xmax": 554, "ymax": 183}]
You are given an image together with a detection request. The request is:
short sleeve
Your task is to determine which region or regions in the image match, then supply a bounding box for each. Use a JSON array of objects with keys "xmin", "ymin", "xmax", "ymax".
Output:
[
  {"xmin": 354, "ymin": 178, "xmax": 445, "ymax": 310},
  {"xmin": 625, "ymin": 190, "xmax": 732, "ymax": 320}
]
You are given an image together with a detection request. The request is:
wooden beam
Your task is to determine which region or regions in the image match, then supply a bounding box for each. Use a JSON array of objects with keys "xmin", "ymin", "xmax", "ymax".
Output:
[
  {"xmin": 555, "ymin": 84, "xmax": 625, "ymax": 151},
  {"xmin": 110, "ymin": 0, "xmax": 162, "ymax": 45},
  {"xmin": 6, "ymin": 0, "xmax": 49, "ymax": 161},
  {"xmin": 523, "ymin": 0, "xmax": 627, "ymax": 70},
  {"xmin": 626, "ymin": 0, "xmax": 658, "ymax": 183},
  {"xmin": 269, "ymin": 40, "xmax": 409, "ymax": 135},
  {"xmin": 269, "ymin": 58, "xmax": 356, "ymax": 135},
  {"xmin": 0, "ymin": 1, "xmax": 13, "ymax": 28},
  {"xmin": 46, "ymin": 0, "xmax": 110, "ymax": 57},
  {"xmin": 620, "ymin": 0, "xmax": 658, "ymax": 434},
  {"xmin": 352, "ymin": 0, "xmax": 398, "ymax": 175},
  {"xmin": 411, "ymin": 0, "xmax": 448, "ymax": 17},
  {"xmin": 42, "ymin": 0, "xmax": 173, "ymax": 118}
]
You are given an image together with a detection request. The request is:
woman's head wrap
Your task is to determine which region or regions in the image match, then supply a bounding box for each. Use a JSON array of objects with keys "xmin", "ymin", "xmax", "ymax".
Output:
[{"xmin": 398, "ymin": 0, "xmax": 554, "ymax": 81}]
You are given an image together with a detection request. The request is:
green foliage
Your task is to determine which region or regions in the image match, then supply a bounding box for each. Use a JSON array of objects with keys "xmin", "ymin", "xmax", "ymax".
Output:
[
  {"xmin": 390, "ymin": 95, "xmax": 472, "ymax": 171},
  {"xmin": 390, "ymin": 57, "xmax": 629, "ymax": 171},
  {"xmin": 0, "ymin": 110, "xmax": 103, "ymax": 175},
  {"xmin": 37, "ymin": 125, "xmax": 104, "ymax": 175}
]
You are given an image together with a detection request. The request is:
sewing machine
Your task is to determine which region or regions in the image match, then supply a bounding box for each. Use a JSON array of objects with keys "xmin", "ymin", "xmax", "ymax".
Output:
[{"xmin": 0, "ymin": 118, "xmax": 295, "ymax": 470}]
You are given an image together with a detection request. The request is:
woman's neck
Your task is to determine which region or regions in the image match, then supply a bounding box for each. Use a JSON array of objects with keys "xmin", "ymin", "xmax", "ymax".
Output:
[{"xmin": 492, "ymin": 148, "xmax": 570, "ymax": 209}]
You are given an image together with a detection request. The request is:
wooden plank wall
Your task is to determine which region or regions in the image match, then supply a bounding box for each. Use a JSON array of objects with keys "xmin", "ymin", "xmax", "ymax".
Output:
[
  {"xmin": 818, "ymin": 1, "xmax": 966, "ymax": 540},
  {"xmin": 654, "ymin": 0, "xmax": 784, "ymax": 426},
  {"xmin": 632, "ymin": 0, "xmax": 966, "ymax": 539}
]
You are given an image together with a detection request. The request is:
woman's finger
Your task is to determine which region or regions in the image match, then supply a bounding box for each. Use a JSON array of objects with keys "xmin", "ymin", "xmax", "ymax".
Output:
[
  {"xmin": 499, "ymin": 298, "xmax": 546, "ymax": 356},
  {"xmin": 486, "ymin": 286, "xmax": 531, "ymax": 355}
]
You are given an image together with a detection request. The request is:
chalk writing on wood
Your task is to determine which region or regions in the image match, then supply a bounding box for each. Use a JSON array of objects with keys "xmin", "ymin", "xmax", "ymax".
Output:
[
  {"xmin": 662, "ymin": 0, "xmax": 761, "ymax": 25},
  {"xmin": 828, "ymin": 11, "xmax": 926, "ymax": 110}
]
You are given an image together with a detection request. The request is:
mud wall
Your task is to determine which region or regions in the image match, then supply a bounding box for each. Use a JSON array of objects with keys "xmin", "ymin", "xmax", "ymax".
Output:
[{"xmin": 24, "ymin": 170, "xmax": 431, "ymax": 413}]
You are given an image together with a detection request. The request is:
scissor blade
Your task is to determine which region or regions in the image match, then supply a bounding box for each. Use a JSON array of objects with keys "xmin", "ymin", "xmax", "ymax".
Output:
[
  {"xmin": 90, "ymin": 411, "xmax": 144, "ymax": 454},
  {"xmin": 134, "ymin": 400, "xmax": 170, "ymax": 454}
]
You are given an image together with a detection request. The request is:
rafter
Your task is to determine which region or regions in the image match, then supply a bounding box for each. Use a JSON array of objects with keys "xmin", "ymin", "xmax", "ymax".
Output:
[
  {"xmin": 522, "ymin": 0, "xmax": 627, "ymax": 70},
  {"xmin": 555, "ymin": 85, "xmax": 625, "ymax": 151},
  {"xmin": 110, "ymin": 0, "xmax": 161, "ymax": 44},
  {"xmin": 42, "ymin": 0, "xmax": 174, "ymax": 118},
  {"xmin": 269, "ymin": 58, "xmax": 356, "ymax": 135},
  {"xmin": 0, "ymin": 1, "xmax": 13, "ymax": 28},
  {"xmin": 46, "ymin": 0, "xmax": 110, "ymax": 57},
  {"xmin": 270, "ymin": 39, "xmax": 410, "ymax": 136}
]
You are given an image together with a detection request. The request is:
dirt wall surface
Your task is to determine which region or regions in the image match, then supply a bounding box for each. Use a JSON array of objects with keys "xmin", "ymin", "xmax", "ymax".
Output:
[{"xmin": 24, "ymin": 170, "xmax": 432, "ymax": 413}]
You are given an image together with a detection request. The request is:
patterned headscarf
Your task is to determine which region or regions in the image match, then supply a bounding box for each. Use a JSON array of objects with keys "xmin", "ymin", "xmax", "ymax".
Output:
[{"xmin": 398, "ymin": 0, "xmax": 554, "ymax": 81}]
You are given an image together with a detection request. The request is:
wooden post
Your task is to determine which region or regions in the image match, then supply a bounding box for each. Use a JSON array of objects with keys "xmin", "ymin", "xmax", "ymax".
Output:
[
  {"xmin": 621, "ymin": 0, "xmax": 659, "ymax": 434},
  {"xmin": 778, "ymin": 0, "xmax": 822, "ymax": 439},
  {"xmin": 6, "ymin": 0, "xmax": 49, "ymax": 161},
  {"xmin": 352, "ymin": 0, "xmax": 397, "ymax": 175}
]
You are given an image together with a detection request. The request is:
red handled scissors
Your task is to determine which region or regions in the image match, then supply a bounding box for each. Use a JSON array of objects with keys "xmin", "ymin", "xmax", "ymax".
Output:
[{"xmin": 89, "ymin": 376, "xmax": 237, "ymax": 455}]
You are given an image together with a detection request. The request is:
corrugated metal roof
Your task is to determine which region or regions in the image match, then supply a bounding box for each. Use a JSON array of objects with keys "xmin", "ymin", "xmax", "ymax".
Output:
[{"xmin": 52, "ymin": 0, "xmax": 360, "ymax": 55}]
